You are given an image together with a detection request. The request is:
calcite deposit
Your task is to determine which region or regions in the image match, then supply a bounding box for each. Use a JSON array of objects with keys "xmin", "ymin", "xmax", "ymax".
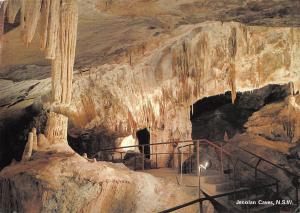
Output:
[
  {"xmin": 1, "ymin": 143, "xmax": 199, "ymax": 213},
  {"xmin": 65, "ymin": 21, "xmax": 300, "ymax": 164},
  {"xmin": 1, "ymin": 0, "xmax": 300, "ymax": 212}
]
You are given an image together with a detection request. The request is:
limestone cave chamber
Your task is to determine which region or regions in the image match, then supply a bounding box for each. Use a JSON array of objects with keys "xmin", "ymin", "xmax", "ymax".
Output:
[{"xmin": 1, "ymin": 0, "xmax": 300, "ymax": 213}]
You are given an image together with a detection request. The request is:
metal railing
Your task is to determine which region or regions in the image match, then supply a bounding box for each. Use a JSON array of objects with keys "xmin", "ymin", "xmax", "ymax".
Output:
[
  {"xmin": 93, "ymin": 139, "xmax": 197, "ymax": 171},
  {"xmin": 223, "ymin": 141, "xmax": 300, "ymax": 207},
  {"xmin": 159, "ymin": 182, "xmax": 279, "ymax": 213},
  {"xmin": 94, "ymin": 138, "xmax": 299, "ymax": 211}
]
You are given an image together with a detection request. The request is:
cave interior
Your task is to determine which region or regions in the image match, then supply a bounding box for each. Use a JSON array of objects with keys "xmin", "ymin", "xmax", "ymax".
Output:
[{"xmin": 1, "ymin": 0, "xmax": 300, "ymax": 213}]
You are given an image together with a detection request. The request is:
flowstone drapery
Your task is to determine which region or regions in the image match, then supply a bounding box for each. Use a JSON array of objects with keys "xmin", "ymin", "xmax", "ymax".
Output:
[{"xmin": 1, "ymin": 0, "xmax": 78, "ymax": 160}]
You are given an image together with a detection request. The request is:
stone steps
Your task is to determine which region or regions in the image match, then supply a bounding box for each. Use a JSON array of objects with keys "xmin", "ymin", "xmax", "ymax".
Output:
[{"xmin": 199, "ymin": 169, "xmax": 278, "ymax": 212}]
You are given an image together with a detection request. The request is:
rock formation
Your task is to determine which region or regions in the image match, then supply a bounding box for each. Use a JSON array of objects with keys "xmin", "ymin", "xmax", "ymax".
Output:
[
  {"xmin": 1, "ymin": 1, "xmax": 300, "ymax": 162},
  {"xmin": 1, "ymin": 144, "xmax": 200, "ymax": 213},
  {"xmin": 246, "ymin": 95, "xmax": 300, "ymax": 143},
  {"xmin": 65, "ymin": 21, "xmax": 300, "ymax": 165},
  {"xmin": 2, "ymin": 0, "xmax": 78, "ymax": 152},
  {"xmin": 1, "ymin": 1, "xmax": 300, "ymax": 211},
  {"xmin": 21, "ymin": 132, "xmax": 33, "ymax": 162}
]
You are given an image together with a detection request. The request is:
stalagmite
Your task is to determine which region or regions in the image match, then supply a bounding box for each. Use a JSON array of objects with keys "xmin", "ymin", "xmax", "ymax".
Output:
[
  {"xmin": 37, "ymin": 134, "xmax": 48, "ymax": 147},
  {"xmin": 21, "ymin": 132, "xmax": 33, "ymax": 162},
  {"xmin": 32, "ymin": 128, "xmax": 38, "ymax": 151},
  {"xmin": 45, "ymin": 112, "xmax": 68, "ymax": 144}
]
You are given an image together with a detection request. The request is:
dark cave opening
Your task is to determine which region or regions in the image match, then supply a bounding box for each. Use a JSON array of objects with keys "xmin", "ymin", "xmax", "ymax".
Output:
[
  {"xmin": 68, "ymin": 131, "xmax": 117, "ymax": 158},
  {"xmin": 0, "ymin": 104, "xmax": 43, "ymax": 170},
  {"xmin": 136, "ymin": 128, "xmax": 150, "ymax": 159},
  {"xmin": 190, "ymin": 84, "xmax": 291, "ymax": 142}
]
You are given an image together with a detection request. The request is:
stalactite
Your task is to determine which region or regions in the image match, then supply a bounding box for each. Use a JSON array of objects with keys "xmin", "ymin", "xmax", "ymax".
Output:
[
  {"xmin": 6, "ymin": 0, "xmax": 21, "ymax": 23},
  {"xmin": 51, "ymin": 0, "xmax": 78, "ymax": 105},
  {"xmin": 257, "ymin": 57, "xmax": 262, "ymax": 86},
  {"xmin": 3, "ymin": 0, "xmax": 78, "ymax": 147},
  {"xmin": 39, "ymin": 0, "xmax": 51, "ymax": 50},
  {"xmin": 228, "ymin": 28, "xmax": 237, "ymax": 103},
  {"xmin": 43, "ymin": 0, "xmax": 60, "ymax": 59},
  {"xmin": 229, "ymin": 63, "xmax": 237, "ymax": 103},
  {"xmin": 60, "ymin": 0, "xmax": 78, "ymax": 104},
  {"xmin": 20, "ymin": 0, "xmax": 42, "ymax": 45}
]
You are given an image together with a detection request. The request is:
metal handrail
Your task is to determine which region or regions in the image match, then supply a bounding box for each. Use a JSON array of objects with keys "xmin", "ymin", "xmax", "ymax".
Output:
[
  {"xmin": 223, "ymin": 141, "xmax": 300, "ymax": 206},
  {"xmin": 159, "ymin": 182, "xmax": 279, "ymax": 213},
  {"xmin": 94, "ymin": 139, "xmax": 196, "ymax": 152},
  {"xmin": 94, "ymin": 138, "xmax": 300, "ymax": 177},
  {"xmin": 95, "ymin": 139, "xmax": 279, "ymax": 182},
  {"xmin": 197, "ymin": 139, "xmax": 279, "ymax": 182},
  {"xmin": 236, "ymin": 145, "xmax": 300, "ymax": 177},
  {"xmin": 97, "ymin": 138, "xmax": 289, "ymax": 210}
]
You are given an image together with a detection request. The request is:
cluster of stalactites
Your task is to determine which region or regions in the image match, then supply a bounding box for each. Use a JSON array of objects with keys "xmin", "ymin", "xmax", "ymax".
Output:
[{"xmin": 2, "ymin": 0, "xmax": 78, "ymax": 106}]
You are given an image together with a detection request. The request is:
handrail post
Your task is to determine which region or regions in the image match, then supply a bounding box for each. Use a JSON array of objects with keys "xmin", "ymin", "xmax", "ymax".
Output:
[
  {"xmin": 134, "ymin": 155, "xmax": 137, "ymax": 171},
  {"xmin": 142, "ymin": 145, "xmax": 145, "ymax": 170},
  {"xmin": 296, "ymin": 179, "xmax": 299, "ymax": 207},
  {"xmin": 189, "ymin": 145, "xmax": 192, "ymax": 173},
  {"xmin": 172, "ymin": 145, "xmax": 175, "ymax": 169},
  {"xmin": 199, "ymin": 200, "xmax": 203, "ymax": 213},
  {"xmin": 221, "ymin": 142, "xmax": 224, "ymax": 174},
  {"xmin": 156, "ymin": 153, "xmax": 158, "ymax": 169},
  {"xmin": 255, "ymin": 159, "xmax": 262, "ymax": 185},
  {"xmin": 196, "ymin": 141, "xmax": 200, "ymax": 176},
  {"xmin": 246, "ymin": 191, "xmax": 250, "ymax": 213},
  {"xmin": 178, "ymin": 148, "xmax": 182, "ymax": 174}
]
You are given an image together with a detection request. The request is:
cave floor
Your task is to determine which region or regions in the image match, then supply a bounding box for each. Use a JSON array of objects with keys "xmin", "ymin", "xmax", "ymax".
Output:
[
  {"xmin": 142, "ymin": 168, "xmax": 283, "ymax": 212},
  {"xmin": 143, "ymin": 168, "xmax": 200, "ymax": 197}
]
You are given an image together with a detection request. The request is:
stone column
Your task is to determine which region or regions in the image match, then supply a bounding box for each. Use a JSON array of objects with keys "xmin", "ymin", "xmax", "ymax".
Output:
[{"xmin": 44, "ymin": 0, "xmax": 78, "ymax": 144}]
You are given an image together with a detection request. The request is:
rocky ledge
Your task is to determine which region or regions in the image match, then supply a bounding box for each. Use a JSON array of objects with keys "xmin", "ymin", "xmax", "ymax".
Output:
[{"xmin": 0, "ymin": 144, "xmax": 199, "ymax": 213}]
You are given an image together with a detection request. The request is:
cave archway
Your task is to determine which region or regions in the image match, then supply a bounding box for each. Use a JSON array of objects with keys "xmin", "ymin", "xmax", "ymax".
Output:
[
  {"xmin": 190, "ymin": 84, "xmax": 290, "ymax": 142},
  {"xmin": 136, "ymin": 128, "xmax": 150, "ymax": 159}
]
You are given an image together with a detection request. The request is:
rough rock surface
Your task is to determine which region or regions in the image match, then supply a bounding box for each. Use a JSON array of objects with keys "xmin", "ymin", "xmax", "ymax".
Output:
[
  {"xmin": 2, "ymin": 0, "xmax": 300, "ymax": 166},
  {"xmin": 1, "ymin": 1, "xmax": 300, "ymax": 212},
  {"xmin": 2, "ymin": 19, "xmax": 300, "ymax": 167},
  {"xmin": 191, "ymin": 84, "xmax": 291, "ymax": 141},
  {"xmin": 0, "ymin": 144, "xmax": 199, "ymax": 213},
  {"xmin": 245, "ymin": 95, "xmax": 300, "ymax": 143}
]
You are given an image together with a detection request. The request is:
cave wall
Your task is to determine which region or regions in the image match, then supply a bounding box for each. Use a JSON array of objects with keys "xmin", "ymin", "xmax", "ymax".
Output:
[
  {"xmin": 1, "ymin": 21, "xmax": 300, "ymax": 167},
  {"xmin": 65, "ymin": 22, "xmax": 300, "ymax": 153},
  {"xmin": 191, "ymin": 84, "xmax": 291, "ymax": 142}
]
